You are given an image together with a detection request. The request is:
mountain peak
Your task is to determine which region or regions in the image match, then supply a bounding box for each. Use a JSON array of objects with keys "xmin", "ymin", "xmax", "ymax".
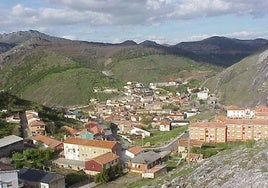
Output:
[
  {"xmin": 139, "ymin": 40, "xmax": 159, "ymax": 47},
  {"xmin": 119, "ymin": 40, "xmax": 137, "ymax": 45},
  {"xmin": 0, "ymin": 30, "xmax": 64, "ymax": 44}
]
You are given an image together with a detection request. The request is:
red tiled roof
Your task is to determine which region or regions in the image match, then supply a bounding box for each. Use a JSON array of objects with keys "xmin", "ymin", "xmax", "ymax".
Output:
[
  {"xmin": 127, "ymin": 146, "xmax": 144, "ymax": 155},
  {"xmin": 227, "ymin": 105, "xmax": 243, "ymax": 110},
  {"xmin": 32, "ymin": 134, "xmax": 62, "ymax": 148},
  {"xmin": 85, "ymin": 121, "xmax": 99, "ymax": 129},
  {"xmin": 190, "ymin": 122, "xmax": 226, "ymax": 128},
  {"xmin": 62, "ymin": 126, "xmax": 79, "ymax": 134},
  {"xmin": 91, "ymin": 152, "xmax": 119, "ymax": 165},
  {"xmin": 28, "ymin": 120, "xmax": 45, "ymax": 127},
  {"xmin": 64, "ymin": 137, "xmax": 118, "ymax": 149}
]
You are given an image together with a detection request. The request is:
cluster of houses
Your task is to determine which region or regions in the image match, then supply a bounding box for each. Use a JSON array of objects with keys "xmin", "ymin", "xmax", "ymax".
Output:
[
  {"xmin": 85, "ymin": 81, "xmax": 205, "ymax": 140},
  {"xmin": 25, "ymin": 110, "xmax": 46, "ymax": 136},
  {"xmin": 0, "ymin": 134, "xmax": 65, "ymax": 188}
]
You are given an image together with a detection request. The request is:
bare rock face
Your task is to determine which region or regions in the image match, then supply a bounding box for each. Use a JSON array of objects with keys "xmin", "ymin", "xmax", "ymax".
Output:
[
  {"xmin": 207, "ymin": 48, "xmax": 268, "ymax": 106},
  {"xmin": 161, "ymin": 140, "xmax": 268, "ymax": 188}
]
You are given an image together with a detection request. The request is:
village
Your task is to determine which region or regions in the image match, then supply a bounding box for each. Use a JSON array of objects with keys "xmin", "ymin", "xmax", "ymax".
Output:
[{"xmin": 1, "ymin": 81, "xmax": 268, "ymax": 188}]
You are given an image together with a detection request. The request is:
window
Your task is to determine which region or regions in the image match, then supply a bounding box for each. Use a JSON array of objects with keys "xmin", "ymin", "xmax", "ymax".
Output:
[{"xmin": 7, "ymin": 182, "xmax": 12, "ymax": 187}]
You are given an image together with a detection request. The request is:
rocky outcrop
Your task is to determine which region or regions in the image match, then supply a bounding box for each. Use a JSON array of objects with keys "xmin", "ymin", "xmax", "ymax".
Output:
[{"xmin": 160, "ymin": 140, "xmax": 268, "ymax": 188}]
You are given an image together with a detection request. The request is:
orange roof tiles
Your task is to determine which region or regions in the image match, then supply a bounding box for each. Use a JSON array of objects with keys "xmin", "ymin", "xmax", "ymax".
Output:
[
  {"xmin": 190, "ymin": 122, "xmax": 226, "ymax": 128},
  {"xmin": 64, "ymin": 137, "xmax": 118, "ymax": 149},
  {"xmin": 92, "ymin": 152, "xmax": 119, "ymax": 165},
  {"xmin": 28, "ymin": 120, "xmax": 45, "ymax": 127},
  {"xmin": 127, "ymin": 146, "xmax": 144, "ymax": 155},
  {"xmin": 227, "ymin": 105, "xmax": 243, "ymax": 110},
  {"xmin": 62, "ymin": 126, "xmax": 79, "ymax": 135},
  {"xmin": 32, "ymin": 134, "xmax": 62, "ymax": 148},
  {"xmin": 225, "ymin": 118, "xmax": 268, "ymax": 125}
]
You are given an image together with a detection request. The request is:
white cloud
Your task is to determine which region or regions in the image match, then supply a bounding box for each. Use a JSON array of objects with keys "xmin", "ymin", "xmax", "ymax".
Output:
[{"xmin": 62, "ymin": 35, "xmax": 77, "ymax": 40}]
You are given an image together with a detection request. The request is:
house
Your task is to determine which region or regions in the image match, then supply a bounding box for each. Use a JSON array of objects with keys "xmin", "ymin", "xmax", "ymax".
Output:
[
  {"xmin": 170, "ymin": 120, "xmax": 189, "ymax": 127},
  {"xmin": 184, "ymin": 110, "xmax": 200, "ymax": 118},
  {"xmin": 130, "ymin": 127, "xmax": 150, "ymax": 138},
  {"xmin": 141, "ymin": 165, "xmax": 167, "ymax": 179},
  {"xmin": 85, "ymin": 121, "xmax": 104, "ymax": 139},
  {"xmin": 159, "ymin": 121, "xmax": 171, "ymax": 131},
  {"xmin": 197, "ymin": 90, "xmax": 209, "ymax": 100},
  {"xmin": 5, "ymin": 113, "xmax": 20, "ymax": 123},
  {"xmin": 78, "ymin": 129, "xmax": 94, "ymax": 140},
  {"xmin": 85, "ymin": 152, "xmax": 120, "ymax": 175},
  {"xmin": 128, "ymin": 151, "xmax": 162, "ymax": 174},
  {"xmin": 0, "ymin": 135, "xmax": 24, "ymax": 157},
  {"xmin": 25, "ymin": 110, "xmax": 46, "ymax": 136},
  {"xmin": 32, "ymin": 135, "xmax": 63, "ymax": 151},
  {"xmin": 226, "ymin": 106, "xmax": 255, "ymax": 119},
  {"xmin": 18, "ymin": 167, "xmax": 65, "ymax": 188},
  {"xmin": 0, "ymin": 162, "xmax": 19, "ymax": 188},
  {"xmin": 53, "ymin": 158, "xmax": 85, "ymax": 171},
  {"xmin": 62, "ymin": 125, "xmax": 79, "ymax": 136},
  {"xmin": 125, "ymin": 146, "xmax": 144, "ymax": 159},
  {"xmin": 28, "ymin": 119, "xmax": 46, "ymax": 136},
  {"xmin": 178, "ymin": 139, "xmax": 203, "ymax": 159},
  {"xmin": 63, "ymin": 137, "xmax": 122, "ymax": 161}
]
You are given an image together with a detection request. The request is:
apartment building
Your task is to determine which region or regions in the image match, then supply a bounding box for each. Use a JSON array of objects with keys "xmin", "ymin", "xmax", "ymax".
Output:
[
  {"xmin": 63, "ymin": 137, "xmax": 121, "ymax": 161},
  {"xmin": 189, "ymin": 122, "xmax": 227, "ymax": 143},
  {"xmin": 190, "ymin": 118, "xmax": 268, "ymax": 143}
]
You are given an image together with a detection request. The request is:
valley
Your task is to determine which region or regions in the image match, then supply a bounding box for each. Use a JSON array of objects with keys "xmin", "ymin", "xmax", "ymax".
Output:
[{"xmin": 0, "ymin": 30, "xmax": 268, "ymax": 188}]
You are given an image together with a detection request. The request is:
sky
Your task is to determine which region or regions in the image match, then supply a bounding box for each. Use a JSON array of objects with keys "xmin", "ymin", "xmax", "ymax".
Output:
[{"xmin": 0, "ymin": 0, "xmax": 268, "ymax": 44}]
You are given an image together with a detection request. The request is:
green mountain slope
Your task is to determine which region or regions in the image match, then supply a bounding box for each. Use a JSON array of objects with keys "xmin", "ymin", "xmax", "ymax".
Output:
[
  {"xmin": 205, "ymin": 48, "xmax": 268, "ymax": 106},
  {"xmin": 111, "ymin": 54, "xmax": 221, "ymax": 83},
  {"xmin": 0, "ymin": 49, "xmax": 122, "ymax": 106}
]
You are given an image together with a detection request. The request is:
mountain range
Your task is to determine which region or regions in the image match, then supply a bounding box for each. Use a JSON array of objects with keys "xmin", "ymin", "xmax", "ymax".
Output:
[{"xmin": 0, "ymin": 30, "xmax": 267, "ymax": 106}]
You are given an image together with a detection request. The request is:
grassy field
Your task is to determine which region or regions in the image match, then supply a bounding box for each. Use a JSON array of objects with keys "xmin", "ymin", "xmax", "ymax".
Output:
[{"xmin": 134, "ymin": 126, "xmax": 188, "ymax": 147}]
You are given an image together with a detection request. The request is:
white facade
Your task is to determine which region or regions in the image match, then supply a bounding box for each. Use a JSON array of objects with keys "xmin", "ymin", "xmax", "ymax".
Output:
[
  {"xmin": 197, "ymin": 91, "xmax": 209, "ymax": 100},
  {"xmin": 64, "ymin": 143, "xmax": 80, "ymax": 160},
  {"xmin": 227, "ymin": 108, "xmax": 255, "ymax": 119},
  {"xmin": 125, "ymin": 150, "xmax": 135, "ymax": 158},
  {"xmin": 159, "ymin": 124, "xmax": 170, "ymax": 131},
  {"xmin": 40, "ymin": 183, "xmax": 49, "ymax": 188},
  {"xmin": 0, "ymin": 170, "xmax": 19, "ymax": 188},
  {"xmin": 130, "ymin": 127, "xmax": 150, "ymax": 138}
]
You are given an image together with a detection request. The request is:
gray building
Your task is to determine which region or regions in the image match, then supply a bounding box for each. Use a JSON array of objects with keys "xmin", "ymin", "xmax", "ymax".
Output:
[
  {"xmin": 0, "ymin": 135, "xmax": 23, "ymax": 157},
  {"xmin": 19, "ymin": 167, "xmax": 65, "ymax": 188}
]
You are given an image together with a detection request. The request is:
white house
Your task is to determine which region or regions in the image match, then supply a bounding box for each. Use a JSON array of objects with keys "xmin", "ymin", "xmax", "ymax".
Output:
[
  {"xmin": 227, "ymin": 106, "xmax": 255, "ymax": 119},
  {"xmin": 130, "ymin": 127, "xmax": 150, "ymax": 138},
  {"xmin": 197, "ymin": 91, "xmax": 209, "ymax": 100},
  {"xmin": 0, "ymin": 162, "xmax": 19, "ymax": 188},
  {"xmin": 159, "ymin": 121, "xmax": 171, "ymax": 131},
  {"xmin": 125, "ymin": 146, "xmax": 144, "ymax": 159}
]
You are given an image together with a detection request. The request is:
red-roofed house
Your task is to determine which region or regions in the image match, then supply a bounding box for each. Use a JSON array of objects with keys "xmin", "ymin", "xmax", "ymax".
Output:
[
  {"xmin": 85, "ymin": 152, "xmax": 120, "ymax": 175},
  {"xmin": 32, "ymin": 135, "xmax": 63, "ymax": 151},
  {"xmin": 125, "ymin": 146, "xmax": 144, "ymax": 158}
]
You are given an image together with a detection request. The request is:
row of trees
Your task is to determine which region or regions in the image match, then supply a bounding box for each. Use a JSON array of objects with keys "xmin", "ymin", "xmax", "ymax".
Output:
[
  {"xmin": 12, "ymin": 148, "xmax": 55, "ymax": 169},
  {"xmin": 94, "ymin": 163, "xmax": 123, "ymax": 183}
]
